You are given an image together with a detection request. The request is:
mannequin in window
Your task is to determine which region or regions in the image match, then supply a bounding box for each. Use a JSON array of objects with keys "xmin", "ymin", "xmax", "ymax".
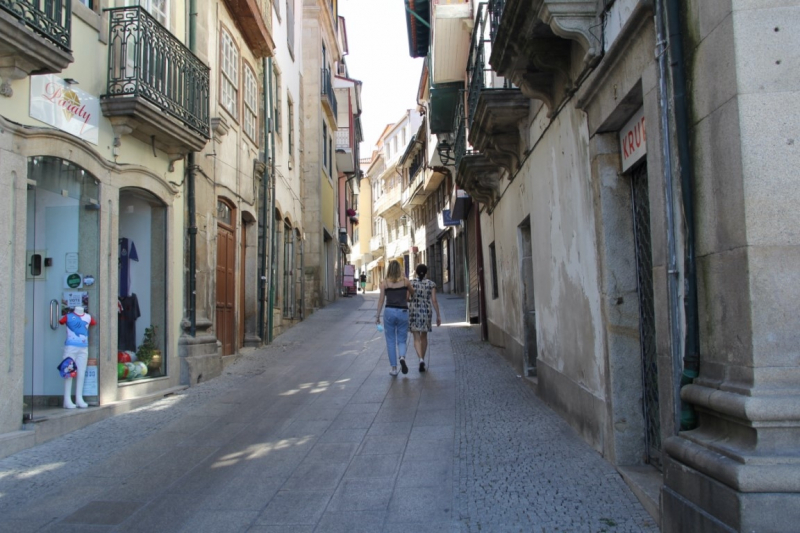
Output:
[{"xmin": 59, "ymin": 306, "xmax": 97, "ymax": 409}]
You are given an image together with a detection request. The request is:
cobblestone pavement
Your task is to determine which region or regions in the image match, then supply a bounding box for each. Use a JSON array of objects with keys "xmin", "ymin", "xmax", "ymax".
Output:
[{"xmin": 0, "ymin": 294, "xmax": 657, "ymax": 532}]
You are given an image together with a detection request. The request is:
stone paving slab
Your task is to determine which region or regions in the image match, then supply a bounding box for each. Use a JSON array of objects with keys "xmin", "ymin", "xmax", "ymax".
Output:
[{"xmin": 0, "ymin": 292, "xmax": 657, "ymax": 532}]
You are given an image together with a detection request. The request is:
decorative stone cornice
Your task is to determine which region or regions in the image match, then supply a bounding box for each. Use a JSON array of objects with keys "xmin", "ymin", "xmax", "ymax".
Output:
[
  {"xmin": 489, "ymin": 0, "xmax": 600, "ymax": 114},
  {"xmin": 456, "ymin": 153, "xmax": 502, "ymax": 212},
  {"xmin": 468, "ymin": 90, "xmax": 529, "ymax": 177},
  {"xmin": 539, "ymin": 1, "xmax": 601, "ymax": 69}
]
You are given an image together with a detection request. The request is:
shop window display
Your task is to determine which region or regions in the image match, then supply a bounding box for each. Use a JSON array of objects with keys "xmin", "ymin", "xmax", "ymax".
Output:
[{"xmin": 117, "ymin": 189, "xmax": 167, "ymax": 382}]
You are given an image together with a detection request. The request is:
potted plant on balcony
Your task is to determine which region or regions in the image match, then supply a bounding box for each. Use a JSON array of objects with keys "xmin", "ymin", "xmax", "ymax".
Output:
[
  {"xmin": 346, "ymin": 208, "xmax": 356, "ymax": 217},
  {"xmin": 350, "ymin": 216, "xmax": 359, "ymax": 225}
]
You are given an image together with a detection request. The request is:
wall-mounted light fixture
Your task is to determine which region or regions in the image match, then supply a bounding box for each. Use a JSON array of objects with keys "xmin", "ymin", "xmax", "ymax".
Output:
[{"xmin": 436, "ymin": 140, "xmax": 454, "ymax": 166}]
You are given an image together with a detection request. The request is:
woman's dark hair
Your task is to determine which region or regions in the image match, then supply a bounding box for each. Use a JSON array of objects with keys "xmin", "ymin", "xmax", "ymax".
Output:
[{"xmin": 415, "ymin": 264, "xmax": 428, "ymax": 279}]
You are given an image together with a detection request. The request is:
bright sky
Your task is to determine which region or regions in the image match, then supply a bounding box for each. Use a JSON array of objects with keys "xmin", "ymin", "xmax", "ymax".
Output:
[{"xmin": 338, "ymin": 0, "xmax": 425, "ymax": 156}]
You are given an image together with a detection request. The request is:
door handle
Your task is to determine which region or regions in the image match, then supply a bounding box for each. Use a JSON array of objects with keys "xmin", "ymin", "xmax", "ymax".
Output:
[{"xmin": 50, "ymin": 299, "xmax": 60, "ymax": 330}]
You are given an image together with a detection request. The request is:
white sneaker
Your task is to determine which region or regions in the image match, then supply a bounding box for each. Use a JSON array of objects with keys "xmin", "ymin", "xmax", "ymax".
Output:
[{"xmin": 390, "ymin": 367, "xmax": 398, "ymax": 376}]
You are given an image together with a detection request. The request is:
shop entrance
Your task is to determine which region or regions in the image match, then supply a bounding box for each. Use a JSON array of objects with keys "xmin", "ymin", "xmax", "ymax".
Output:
[
  {"xmin": 519, "ymin": 217, "xmax": 538, "ymax": 377},
  {"xmin": 630, "ymin": 161, "xmax": 660, "ymax": 469},
  {"xmin": 24, "ymin": 157, "xmax": 100, "ymax": 419}
]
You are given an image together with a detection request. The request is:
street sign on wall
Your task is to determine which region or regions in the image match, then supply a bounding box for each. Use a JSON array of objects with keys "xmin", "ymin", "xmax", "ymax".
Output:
[{"xmin": 620, "ymin": 107, "xmax": 646, "ymax": 172}]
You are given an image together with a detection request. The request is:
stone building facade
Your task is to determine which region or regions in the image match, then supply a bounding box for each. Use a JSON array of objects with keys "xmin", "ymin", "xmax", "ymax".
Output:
[{"xmin": 405, "ymin": 0, "xmax": 800, "ymax": 530}]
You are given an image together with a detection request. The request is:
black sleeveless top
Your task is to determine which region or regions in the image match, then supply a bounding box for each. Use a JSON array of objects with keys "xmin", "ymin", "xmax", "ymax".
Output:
[{"xmin": 385, "ymin": 283, "xmax": 409, "ymax": 309}]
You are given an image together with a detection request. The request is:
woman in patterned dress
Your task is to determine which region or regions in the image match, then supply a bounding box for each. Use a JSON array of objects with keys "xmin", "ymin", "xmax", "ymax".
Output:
[{"xmin": 409, "ymin": 264, "xmax": 441, "ymax": 372}]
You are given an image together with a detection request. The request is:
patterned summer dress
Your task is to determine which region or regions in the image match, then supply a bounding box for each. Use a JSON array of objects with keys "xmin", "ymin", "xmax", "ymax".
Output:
[{"xmin": 409, "ymin": 278, "xmax": 437, "ymax": 332}]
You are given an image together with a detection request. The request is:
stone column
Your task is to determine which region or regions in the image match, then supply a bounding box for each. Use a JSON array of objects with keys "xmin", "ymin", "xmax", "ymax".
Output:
[{"xmin": 661, "ymin": 3, "xmax": 800, "ymax": 531}]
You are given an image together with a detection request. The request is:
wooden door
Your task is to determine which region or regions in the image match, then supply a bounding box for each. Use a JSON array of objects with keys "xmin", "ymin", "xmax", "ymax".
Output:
[
  {"xmin": 216, "ymin": 225, "xmax": 236, "ymax": 355},
  {"xmin": 239, "ymin": 222, "xmax": 246, "ymax": 348}
]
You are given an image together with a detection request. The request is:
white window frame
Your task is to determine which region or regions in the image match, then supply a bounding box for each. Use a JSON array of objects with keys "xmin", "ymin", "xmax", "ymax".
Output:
[
  {"xmin": 287, "ymin": 95, "xmax": 295, "ymax": 164},
  {"xmin": 272, "ymin": 66, "xmax": 282, "ymax": 136},
  {"xmin": 220, "ymin": 28, "xmax": 239, "ymax": 120},
  {"xmin": 243, "ymin": 63, "xmax": 258, "ymax": 142}
]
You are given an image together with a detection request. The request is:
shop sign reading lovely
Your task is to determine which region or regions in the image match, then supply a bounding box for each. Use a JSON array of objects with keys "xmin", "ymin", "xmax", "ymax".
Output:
[{"xmin": 30, "ymin": 75, "xmax": 99, "ymax": 145}]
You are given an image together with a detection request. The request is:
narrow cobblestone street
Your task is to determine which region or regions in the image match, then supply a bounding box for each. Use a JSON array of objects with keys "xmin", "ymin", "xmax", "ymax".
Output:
[{"xmin": 0, "ymin": 294, "xmax": 657, "ymax": 533}]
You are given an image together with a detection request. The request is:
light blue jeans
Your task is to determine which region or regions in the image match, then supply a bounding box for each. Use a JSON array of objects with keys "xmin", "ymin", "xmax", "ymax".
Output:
[{"xmin": 383, "ymin": 307, "xmax": 409, "ymax": 367}]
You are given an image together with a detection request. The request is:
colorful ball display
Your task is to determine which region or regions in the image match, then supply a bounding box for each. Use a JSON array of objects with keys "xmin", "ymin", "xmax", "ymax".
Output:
[
  {"xmin": 136, "ymin": 361, "xmax": 148, "ymax": 377},
  {"xmin": 118, "ymin": 363, "xmax": 128, "ymax": 379},
  {"xmin": 118, "ymin": 351, "xmax": 131, "ymax": 363},
  {"xmin": 125, "ymin": 362, "xmax": 139, "ymax": 379}
]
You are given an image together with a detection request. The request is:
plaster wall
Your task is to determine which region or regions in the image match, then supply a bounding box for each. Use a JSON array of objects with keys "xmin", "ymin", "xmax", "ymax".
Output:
[
  {"xmin": 358, "ymin": 175, "xmax": 373, "ymax": 257},
  {"xmin": 529, "ymin": 104, "xmax": 604, "ymax": 397},
  {"xmin": 483, "ymin": 99, "xmax": 606, "ymax": 449},
  {"xmin": 301, "ymin": 10, "xmax": 325, "ymax": 310},
  {"xmin": 272, "ymin": 7, "xmax": 305, "ymax": 240}
]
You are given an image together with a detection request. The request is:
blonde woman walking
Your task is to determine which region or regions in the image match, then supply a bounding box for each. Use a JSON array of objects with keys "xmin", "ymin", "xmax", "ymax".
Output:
[
  {"xmin": 376, "ymin": 260, "xmax": 415, "ymax": 375},
  {"xmin": 409, "ymin": 264, "xmax": 441, "ymax": 372}
]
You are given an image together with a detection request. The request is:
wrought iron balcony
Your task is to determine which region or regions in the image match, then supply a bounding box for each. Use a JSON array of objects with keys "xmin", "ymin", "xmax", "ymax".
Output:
[
  {"xmin": 466, "ymin": 2, "xmax": 514, "ymax": 128},
  {"xmin": 489, "ymin": 0, "xmax": 599, "ymax": 113},
  {"xmin": 488, "ymin": 0, "xmax": 504, "ymax": 44},
  {"xmin": 0, "ymin": 0, "xmax": 73, "ymax": 95},
  {"xmin": 464, "ymin": 1, "xmax": 527, "ymax": 177},
  {"xmin": 453, "ymin": 93, "xmax": 471, "ymax": 170},
  {"xmin": 321, "ymin": 67, "xmax": 338, "ymax": 123},
  {"xmin": 1, "ymin": 0, "xmax": 71, "ymax": 50},
  {"xmin": 101, "ymin": 6, "xmax": 210, "ymax": 156}
]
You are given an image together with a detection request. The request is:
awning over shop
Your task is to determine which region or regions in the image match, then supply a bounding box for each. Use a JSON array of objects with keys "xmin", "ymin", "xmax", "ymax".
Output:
[
  {"xmin": 404, "ymin": 0, "xmax": 430, "ymax": 58},
  {"xmin": 366, "ymin": 256, "xmax": 384, "ymax": 271}
]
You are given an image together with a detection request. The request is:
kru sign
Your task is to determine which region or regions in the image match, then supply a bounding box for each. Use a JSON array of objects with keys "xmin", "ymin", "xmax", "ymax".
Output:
[
  {"xmin": 619, "ymin": 107, "xmax": 646, "ymax": 172},
  {"xmin": 30, "ymin": 75, "xmax": 99, "ymax": 145}
]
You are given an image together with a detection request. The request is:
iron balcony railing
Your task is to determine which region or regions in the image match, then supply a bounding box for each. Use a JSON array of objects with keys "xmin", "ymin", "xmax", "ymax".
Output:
[
  {"xmin": 488, "ymin": 0, "xmax": 505, "ymax": 44},
  {"xmin": 321, "ymin": 67, "xmax": 338, "ymax": 118},
  {"xmin": 466, "ymin": 2, "xmax": 513, "ymax": 129},
  {"xmin": 409, "ymin": 152, "xmax": 423, "ymax": 186},
  {"xmin": 0, "ymin": 0, "xmax": 72, "ymax": 51},
  {"xmin": 104, "ymin": 6, "xmax": 210, "ymax": 139},
  {"xmin": 466, "ymin": 3, "xmax": 489, "ymax": 128},
  {"xmin": 453, "ymin": 91, "xmax": 471, "ymax": 169}
]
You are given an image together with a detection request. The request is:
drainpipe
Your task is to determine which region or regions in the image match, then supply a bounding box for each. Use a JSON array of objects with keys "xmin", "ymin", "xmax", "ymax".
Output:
[
  {"xmin": 187, "ymin": 0, "xmax": 198, "ymax": 337},
  {"xmin": 258, "ymin": 57, "xmax": 271, "ymax": 342},
  {"xmin": 267, "ymin": 57, "xmax": 278, "ymax": 343},
  {"xmin": 656, "ymin": 0, "xmax": 700, "ymax": 430}
]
